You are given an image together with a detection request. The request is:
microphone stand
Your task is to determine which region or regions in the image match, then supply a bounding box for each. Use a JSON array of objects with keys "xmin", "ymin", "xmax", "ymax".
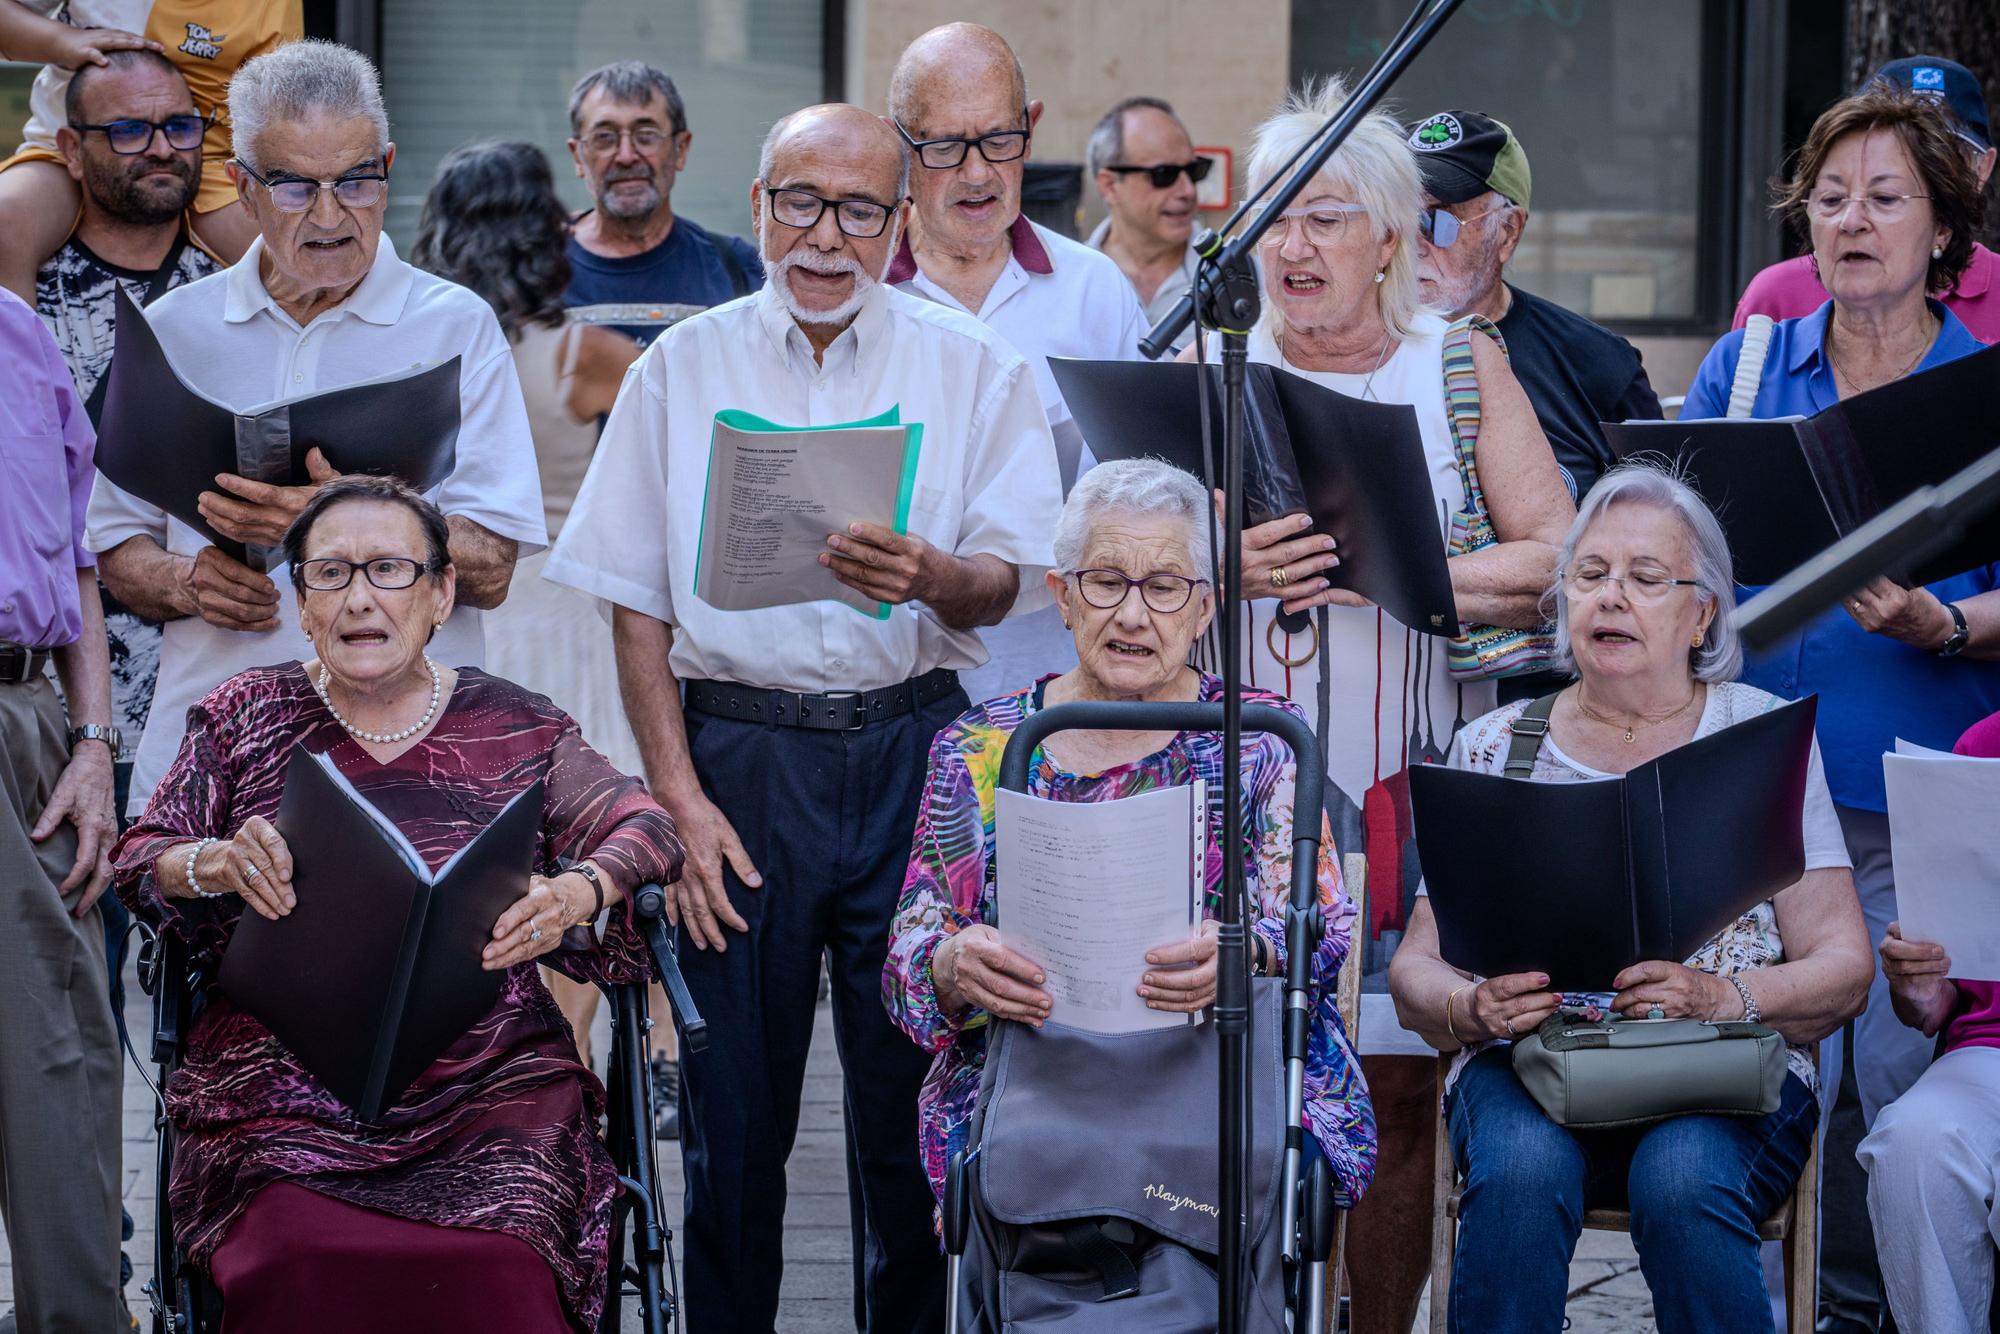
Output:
[{"xmin": 1135, "ymin": 3, "xmax": 1466, "ymax": 1328}]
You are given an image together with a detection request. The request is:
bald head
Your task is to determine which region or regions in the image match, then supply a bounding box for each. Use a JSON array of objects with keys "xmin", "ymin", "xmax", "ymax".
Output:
[
  {"xmin": 759, "ymin": 102, "xmax": 909, "ymax": 200},
  {"xmin": 887, "ymin": 23, "xmax": 1027, "ymax": 130}
]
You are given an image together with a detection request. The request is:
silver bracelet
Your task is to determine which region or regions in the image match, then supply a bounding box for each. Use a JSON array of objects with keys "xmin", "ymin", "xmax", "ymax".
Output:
[
  {"xmin": 185, "ymin": 838, "xmax": 225, "ymax": 899},
  {"xmin": 1726, "ymin": 973, "xmax": 1761, "ymax": 1024}
]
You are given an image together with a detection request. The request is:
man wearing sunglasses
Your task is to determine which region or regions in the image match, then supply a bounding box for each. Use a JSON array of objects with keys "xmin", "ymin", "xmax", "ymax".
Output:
[
  {"xmin": 885, "ymin": 23, "xmax": 1145, "ymax": 705},
  {"xmin": 548, "ymin": 103, "xmax": 1059, "ymax": 1334},
  {"xmin": 1407, "ymin": 109, "xmax": 1660, "ymax": 506},
  {"xmin": 1086, "ymin": 96, "xmax": 1207, "ymax": 348},
  {"xmin": 88, "ymin": 40, "xmax": 546, "ymax": 829}
]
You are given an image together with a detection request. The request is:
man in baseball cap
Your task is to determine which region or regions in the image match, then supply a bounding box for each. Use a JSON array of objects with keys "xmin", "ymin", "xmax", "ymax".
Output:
[
  {"xmin": 1405, "ymin": 108, "xmax": 1660, "ymax": 504},
  {"xmin": 1733, "ymin": 54, "xmax": 1998, "ymax": 343}
]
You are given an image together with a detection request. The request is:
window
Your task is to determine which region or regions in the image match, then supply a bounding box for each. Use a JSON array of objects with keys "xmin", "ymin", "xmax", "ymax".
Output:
[
  {"xmin": 378, "ymin": 0, "xmax": 827, "ymax": 250},
  {"xmin": 1292, "ymin": 0, "xmax": 1722, "ymax": 329}
]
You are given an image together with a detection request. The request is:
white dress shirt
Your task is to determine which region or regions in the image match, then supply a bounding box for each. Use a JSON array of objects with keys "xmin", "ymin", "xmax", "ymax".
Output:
[
  {"xmin": 889, "ymin": 216, "xmax": 1147, "ymax": 704},
  {"xmin": 86, "ymin": 235, "xmax": 548, "ymax": 815},
  {"xmin": 1087, "ymin": 216, "xmax": 1200, "ymax": 352},
  {"xmin": 542, "ymin": 282, "xmax": 1061, "ymax": 695}
]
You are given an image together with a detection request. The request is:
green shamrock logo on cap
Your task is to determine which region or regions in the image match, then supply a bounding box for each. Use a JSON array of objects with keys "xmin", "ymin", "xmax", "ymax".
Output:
[{"xmin": 1411, "ymin": 113, "xmax": 1462, "ymax": 152}]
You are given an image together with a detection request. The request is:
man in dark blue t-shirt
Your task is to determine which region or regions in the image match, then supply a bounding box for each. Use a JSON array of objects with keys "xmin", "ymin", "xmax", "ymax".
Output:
[{"xmin": 563, "ymin": 61, "xmax": 763, "ymax": 347}]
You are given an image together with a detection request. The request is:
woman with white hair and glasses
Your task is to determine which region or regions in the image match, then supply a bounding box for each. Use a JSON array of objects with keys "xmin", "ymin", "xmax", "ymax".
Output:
[
  {"xmin": 1179, "ymin": 77, "xmax": 1575, "ymax": 1332},
  {"xmin": 1388, "ymin": 464, "xmax": 1872, "ymax": 1333}
]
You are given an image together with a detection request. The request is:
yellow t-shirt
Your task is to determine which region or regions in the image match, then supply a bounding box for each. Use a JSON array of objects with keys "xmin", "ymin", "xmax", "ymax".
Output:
[{"xmin": 15, "ymin": 0, "xmax": 302, "ymax": 208}]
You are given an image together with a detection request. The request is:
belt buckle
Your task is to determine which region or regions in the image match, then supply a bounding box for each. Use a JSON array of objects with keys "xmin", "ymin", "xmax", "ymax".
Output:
[
  {"xmin": 821, "ymin": 689, "xmax": 868, "ymax": 732},
  {"xmin": 0, "ymin": 649, "xmax": 30, "ymax": 685}
]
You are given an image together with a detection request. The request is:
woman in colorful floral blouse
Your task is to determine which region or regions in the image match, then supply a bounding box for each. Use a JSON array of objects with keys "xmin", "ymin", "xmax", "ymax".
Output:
[{"xmin": 882, "ymin": 457, "xmax": 1376, "ymax": 1212}]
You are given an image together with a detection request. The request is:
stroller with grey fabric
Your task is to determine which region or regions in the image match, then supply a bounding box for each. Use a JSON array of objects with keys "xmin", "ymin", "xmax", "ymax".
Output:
[{"xmin": 941, "ymin": 700, "xmax": 1357, "ymax": 1332}]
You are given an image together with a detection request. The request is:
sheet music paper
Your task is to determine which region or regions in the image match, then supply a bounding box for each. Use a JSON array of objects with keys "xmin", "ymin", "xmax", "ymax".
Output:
[
  {"xmin": 1886, "ymin": 738, "xmax": 2000, "ymax": 981},
  {"xmin": 995, "ymin": 782, "xmax": 1204, "ymax": 1035}
]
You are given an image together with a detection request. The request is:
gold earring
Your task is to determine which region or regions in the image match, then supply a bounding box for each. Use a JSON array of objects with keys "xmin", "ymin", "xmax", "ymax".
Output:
[{"xmin": 1692, "ymin": 631, "xmax": 1705, "ymax": 647}]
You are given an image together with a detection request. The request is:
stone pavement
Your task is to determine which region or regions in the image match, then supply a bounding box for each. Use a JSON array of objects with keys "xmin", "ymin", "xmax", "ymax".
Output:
[{"xmin": 0, "ymin": 958, "xmax": 1662, "ymax": 1332}]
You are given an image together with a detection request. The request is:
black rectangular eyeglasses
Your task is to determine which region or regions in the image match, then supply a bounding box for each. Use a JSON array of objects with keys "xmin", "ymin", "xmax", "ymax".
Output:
[
  {"xmin": 73, "ymin": 114, "xmax": 208, "ymax": 154},
  {"xmin": 234, "ymin": 158, "xmax": 388, "ymax": 213},
  {"xmin": 297, "ymin": 557, "xmax": 437, "ymax": 592},
  {"xmin": 893, "ymin": 119, "xmax": 1031, "ymax": 170},
  {"xmin": 762, "ymin": 185, "xmax": 899, "ymax": 238}
]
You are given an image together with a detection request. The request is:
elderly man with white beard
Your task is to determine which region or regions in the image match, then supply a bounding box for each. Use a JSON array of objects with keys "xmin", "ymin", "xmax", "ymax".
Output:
[{"xmin": 546, "ymin": 102, "xmax": 1061, "ymax": 1334}]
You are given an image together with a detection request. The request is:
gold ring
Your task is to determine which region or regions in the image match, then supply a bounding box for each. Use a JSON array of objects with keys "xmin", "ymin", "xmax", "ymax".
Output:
[
  {"xmin": 1265, "ymin": 614, "xmax": 1319, "ymax": 668},
  {"xmin": 1269, "ymin": 566, "xmax": 1289, "ymax": 589}
]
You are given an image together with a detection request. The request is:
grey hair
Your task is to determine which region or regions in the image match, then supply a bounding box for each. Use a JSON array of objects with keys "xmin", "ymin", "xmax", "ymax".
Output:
[
  {"xmin": 1245, "ymin": 76, "xmax": 1428, "ymax": 342},
  {"xmin": 1087, "ymin": 96, "xmax": 1180, "ymax": 179},
  {"xmin": 1052, "ymin": 458, "xmax": 1214, "ymax": 580},
  {"xmin": 568, "ymin": 61, "xmax": 686, "ymax": 137},
  {"xmin": 228, "ymin": 40, "xmax": 388, "ymax": 174},
  {"xmin": 757, "ymin": 108, "xmax": 911, "ymax": 199},
  {"xmin": 1545, "ymin": 462, "xmax": 1743, "ymax": 683}
]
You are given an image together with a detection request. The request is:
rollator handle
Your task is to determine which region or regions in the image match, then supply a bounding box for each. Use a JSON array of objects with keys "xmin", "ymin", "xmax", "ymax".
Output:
[
  {"xmin": 633, "ymin": 883, "xmax": 709, "ymax": 1053},
  {"xmin": 943, "ymin": 1150, "xmax": 971, "ymax": 1257},
  {"xmin": 1301, "ymin": 1155, "xmax": 1336, "ymax": 1262}
]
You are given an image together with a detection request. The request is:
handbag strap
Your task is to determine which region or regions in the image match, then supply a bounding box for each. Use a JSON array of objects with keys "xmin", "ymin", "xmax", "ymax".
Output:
[
  {"xmin": 1725, "ymin": 314, "xmax": 1775, "ymax": 418},
  {"xmin": 1502, "ymin": 692, "xmax": 1560, "ymax": 778},
  {"xmin": 1440, "ymin": 314, "xmax": 1508, "ymax": 506}
]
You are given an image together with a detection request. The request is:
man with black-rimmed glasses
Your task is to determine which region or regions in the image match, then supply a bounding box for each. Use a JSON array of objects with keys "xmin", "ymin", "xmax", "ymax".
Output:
[
  {"xmin": 548, "ymin": 102, "xmax": 1061, "ymax": 1334},
  {"xmin": 87, "ymin": 39, "xmax": 545, "ymax": 829},
  {"xmin": 884, "ymin": 23, "xmax": 1145, "ymax": 706}
]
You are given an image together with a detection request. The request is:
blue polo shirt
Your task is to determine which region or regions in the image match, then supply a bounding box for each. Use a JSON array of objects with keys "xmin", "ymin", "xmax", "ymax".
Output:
[{"xmin": 1681, "ymin": 300, "xmax": 2000, "ymax": 812}]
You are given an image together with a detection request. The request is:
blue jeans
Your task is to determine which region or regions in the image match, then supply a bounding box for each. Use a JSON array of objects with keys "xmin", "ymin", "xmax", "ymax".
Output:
[{"xmin": 1446, "ymin": 1045, "xmax": 1817, "ymax": 1334}]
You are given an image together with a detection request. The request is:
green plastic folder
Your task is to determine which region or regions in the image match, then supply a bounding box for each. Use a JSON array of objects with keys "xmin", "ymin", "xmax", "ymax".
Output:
[{"xmin": 693, "ymin": 407, "xmax": 924, "ymax": 619}]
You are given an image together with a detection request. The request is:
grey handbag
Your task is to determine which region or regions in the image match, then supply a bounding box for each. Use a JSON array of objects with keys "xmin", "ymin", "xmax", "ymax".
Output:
[
  {"xmin": 954, "ymin": 978, "xmax": 1289, "ymax": 1333},
  {"xmin": 1498, "ymin": 696, "xmax": 1788, "ymax": 1130},
  {"xmin": 1510, "ymin": 1014, "xmax": 1789, "ymax": 1129}
]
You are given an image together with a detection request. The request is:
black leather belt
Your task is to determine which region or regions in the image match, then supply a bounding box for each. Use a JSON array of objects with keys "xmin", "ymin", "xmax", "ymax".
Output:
[
  {"xmin": 684, "ymin": 668, "xmax": 960, "ymax": 731},
  {"xmin": 0, "ymin": 644, "xmax": 54, "ymax": 685}
]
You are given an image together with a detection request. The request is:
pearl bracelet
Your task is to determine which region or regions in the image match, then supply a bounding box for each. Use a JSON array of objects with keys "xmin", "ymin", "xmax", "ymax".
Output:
[{"xmin": 185, "ymin": 838, "xmax": 225, "ymax": 899}]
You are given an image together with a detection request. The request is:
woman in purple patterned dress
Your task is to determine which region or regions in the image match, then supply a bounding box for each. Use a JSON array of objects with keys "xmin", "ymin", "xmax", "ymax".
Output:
[
  {"xmin": 883, "ymin": 459, "xmax": 1377, "ymax": 1212},
  {"xmin": 111, "ymin": 478, "xmax": 682, "ymax": 1333}
]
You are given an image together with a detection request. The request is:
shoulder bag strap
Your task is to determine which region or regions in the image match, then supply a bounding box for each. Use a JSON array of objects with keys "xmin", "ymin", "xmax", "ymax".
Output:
[
  {"xmin": 715, "ymin": 233, "xmax": 751, "ymax": 299},
  {"xmin": 1502, "ymin": 692, "xmax": 1560, "ymax": 778},
  {"xmin": 1725, "ymin": 314, "xmax": 1775, "ymax": 418},
  {"xmin": 1441, "ymin": 314, "xmax": 1508, "ymax": 505}
]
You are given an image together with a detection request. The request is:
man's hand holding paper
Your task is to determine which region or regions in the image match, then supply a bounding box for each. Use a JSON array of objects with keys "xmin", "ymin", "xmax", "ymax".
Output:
[
  {"xmin": 197, "ymin": 446, "xmax": 344, "ymax": 547},
  {"xmin": 822, "ymin": 521, "xmax": 945, "ymax": 606},
  {"xmin": 180, "ymin": 547, "xmax": 281, "ymax": 633}
]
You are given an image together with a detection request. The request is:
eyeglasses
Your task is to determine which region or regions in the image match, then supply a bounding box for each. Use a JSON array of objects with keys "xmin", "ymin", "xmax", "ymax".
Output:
[
  {"xmin": 1256, "ymin": 202, "xmax": 1368, "ymax": 248},
  {"xmin": 72, "ymin": 114, "xmax": 207, "ymax": 155},
  {"xmin": 579, "ymin": 125, "xmax": 676, "ymax": 156},
  {"xmin": 1070, "ymin": 568, "xmax": 1208, "ymax": 614},
  {"xmin": 1808, "ymin": 191, "xmax": 1932, "ymax": 221},
  {"xmin": 1105, "ymin": 157, "xmax": 1214, "ymax": 189},
  {"xmin": 894, "ymin": 119, "xmax": 1031, "ymax": 170},
  {"xmin": 1416, "ymin": 202, "xmax": 1509, "ymax": 248},
  {"xmin": 233, "ymin": 158, "xmax": 388, "ymax": 213},
  {"xmin": 763, "ymin": 185, "xmax": 901, "ymax": 239},
  {"xmin": 297, "ymin": 556, "xmax": 438, "ymax": 592},
  {"xmin": 1561, "ymin": 566, "xmax": 1700, "ymax": 605}
]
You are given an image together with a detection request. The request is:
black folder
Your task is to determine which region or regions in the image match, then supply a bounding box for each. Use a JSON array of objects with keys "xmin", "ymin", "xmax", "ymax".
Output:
[
  {"xmin": 1050, "ymin": 357, "xmax": 1460, "ymax": 635},
  {"xmin": 217, "ymin": 745, "xmax": 541, "ymax": 1121},
  {"xmin": 1604, "ymin": 342, "xmax": 2000, "ymax": 588},
  {"xmin": 1409, "ymin": 696, "xmax": 1818, "ymax": 992},
  {"xmin": 95, "ymin": 286, "xmax": 463, "ymax": 569}
]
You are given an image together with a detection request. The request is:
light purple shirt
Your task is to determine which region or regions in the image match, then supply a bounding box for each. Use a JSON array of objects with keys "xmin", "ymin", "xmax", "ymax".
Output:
[{"xmin": 0, "ymin": 285, "xmax": 96, "ymax": 648}]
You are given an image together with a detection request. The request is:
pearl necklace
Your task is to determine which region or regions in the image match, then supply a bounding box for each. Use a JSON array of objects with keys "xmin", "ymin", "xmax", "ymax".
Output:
[{"xmin": 315, "ymin": 658, "xmax": 442, "ymax": 744}]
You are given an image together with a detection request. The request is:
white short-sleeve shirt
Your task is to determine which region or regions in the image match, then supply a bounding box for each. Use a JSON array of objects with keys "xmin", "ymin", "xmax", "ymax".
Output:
[
  {"xmin": 542, "ymin": 282, "xmax": 1062, "ymax": 694},
  {"xmin": 86, "ymin": 235, "xmax": 548, "ymax": 815},
  {"xmin": 888, "ymin": 217, "xmax": 1147, "ymax": 703}
]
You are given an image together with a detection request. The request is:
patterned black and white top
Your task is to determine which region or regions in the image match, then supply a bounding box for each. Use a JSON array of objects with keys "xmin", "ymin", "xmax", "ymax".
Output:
[{"xmin": 37, "ymin": 231, "xmax": 221, "ymax": 753}]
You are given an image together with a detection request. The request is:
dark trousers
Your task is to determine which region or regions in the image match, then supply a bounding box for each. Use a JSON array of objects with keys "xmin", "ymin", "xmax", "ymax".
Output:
[{"xmin": 675, "ymin": 688, "xmax": 962, "ymax": 1334}]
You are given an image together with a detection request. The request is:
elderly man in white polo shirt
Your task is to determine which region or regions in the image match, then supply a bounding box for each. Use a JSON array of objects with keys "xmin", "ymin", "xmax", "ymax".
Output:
[
  {"xmin": 87, "ymin": 40, "xmax": 544, "ymax": 819},
  {"xmin": 546, "ymin": 102, "xmax": 1058, "ymax": 1334},
  {"xmin": 885, "ymin": 22, "xmax": 1145, "ymax": 702}
]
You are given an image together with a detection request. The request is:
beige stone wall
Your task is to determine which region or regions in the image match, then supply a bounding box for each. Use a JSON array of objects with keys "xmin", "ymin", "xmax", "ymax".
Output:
[{"xmin": 844, "ymin": 0, "xmax": 1291, "ymax": 233}]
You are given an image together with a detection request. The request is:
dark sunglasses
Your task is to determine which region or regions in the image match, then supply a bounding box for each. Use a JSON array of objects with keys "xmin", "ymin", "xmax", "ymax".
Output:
[
  {"xmin": 1105, "ymin": 157, "xmax": 1214, "ymax": 189},
  {"xmin": 72, "ymin": 114, "xmax": 208, "ymax": 155}
]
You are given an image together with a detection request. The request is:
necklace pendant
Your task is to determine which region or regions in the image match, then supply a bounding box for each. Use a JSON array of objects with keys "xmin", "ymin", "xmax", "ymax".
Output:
[{"xmin": 1622, "ymin": 727, "xmax": 1635, "ymax": 744}]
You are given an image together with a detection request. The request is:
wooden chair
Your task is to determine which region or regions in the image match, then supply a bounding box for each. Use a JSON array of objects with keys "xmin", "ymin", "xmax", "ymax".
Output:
[
  {"xmin": 1426, "ymin": 1046, "xmax": 1819, "ymax": 1334},
  {"xmin": 1321, "ymin": 851, "xmax": 1367, "ymax": 1329}
]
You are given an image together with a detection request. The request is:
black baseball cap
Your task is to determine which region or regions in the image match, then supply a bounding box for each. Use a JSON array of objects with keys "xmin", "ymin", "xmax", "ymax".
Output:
[
  {"xmin": 1405, "ymin": 110, "xmax": 1532, "ymax": 209},
  {"xmin": 1874, "ymin": 55, "xmax": 1991, "ymax": 152}
]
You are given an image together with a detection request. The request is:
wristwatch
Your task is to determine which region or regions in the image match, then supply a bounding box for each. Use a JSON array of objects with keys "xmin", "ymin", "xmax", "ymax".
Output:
[
  {"xmin": 1937, "ymin": 601, "xmax": 1971, "ymax": 658},
  {"xmin": 68, "ymin": 723, "xmax": 122, "ymax": 758}
]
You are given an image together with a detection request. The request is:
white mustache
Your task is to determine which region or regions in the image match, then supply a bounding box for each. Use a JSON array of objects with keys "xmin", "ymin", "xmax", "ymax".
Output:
[{"xmin": 775, "ymin": 250, "xmax": 865, "ymax": 278}]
